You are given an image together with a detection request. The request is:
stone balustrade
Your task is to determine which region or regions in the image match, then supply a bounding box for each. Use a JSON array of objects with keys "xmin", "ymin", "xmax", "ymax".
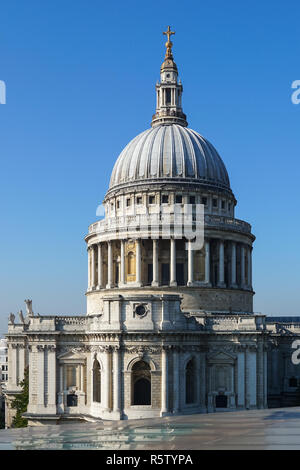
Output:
[{"xmin": 88, "ymin": 214, "xmax": 251, "ymax": 236}]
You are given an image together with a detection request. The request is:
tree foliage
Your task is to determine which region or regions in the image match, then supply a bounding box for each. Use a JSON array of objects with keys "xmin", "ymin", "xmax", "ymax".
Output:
[{"xmin": 11, "ymin": 367, "xmax": 29, "ymax": 428}]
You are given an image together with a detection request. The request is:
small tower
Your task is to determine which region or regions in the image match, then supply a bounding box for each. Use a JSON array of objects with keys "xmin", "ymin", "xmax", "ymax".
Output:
[{"xmin": 151, "ymin": 26, "xmax": 188, "ymax": 127}]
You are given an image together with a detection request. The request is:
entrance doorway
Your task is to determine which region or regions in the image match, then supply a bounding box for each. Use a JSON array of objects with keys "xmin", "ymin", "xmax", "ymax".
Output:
[{"xmin": 215, "ymin": 394, "xmax": 227, "ymax": 408}]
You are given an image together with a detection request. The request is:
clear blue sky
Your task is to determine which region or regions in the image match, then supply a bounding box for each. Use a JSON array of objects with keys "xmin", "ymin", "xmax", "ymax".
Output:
[{"xmin": 0, "ymin": 0, "xmax": 299, "ymax": 333}]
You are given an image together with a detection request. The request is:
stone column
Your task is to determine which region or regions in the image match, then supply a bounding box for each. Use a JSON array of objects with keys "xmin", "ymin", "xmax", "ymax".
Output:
[
  {"xmin": 187, "ymin": 240, "xmax": 194, "ymax": 286},
  {"xmin": 80, "ymin": 364, "xmax": 84, "ymax": 392},
  {"xmin": 91, "ymin": 245, "xmax": 96, "ymax": 289},
  {"xmin": 245, "ymin": 348, "xmax": 250, "ymax": 409},
  {"xmin": 106, "ymin": 241, "xmax": 113, "ymax": 289},
  {"xmin": 218, "ymin": 240, "xmax": 226, "ymax": 287},
  {"xmin": 257, "ymin": 342, "xmax": 264, "ymax": 409},
  {"xmin": 173, "ymin": 347, "xmax": 179, "ymax": 413},
  {"xmin": 247, "ymin": 246, "xmax": 252, "ymax": 290},
  {"xmin": 47, "ymin": 345, "xmax": 56, "ymax": 411},
  {"xmin": 272, "ymin": 348, "xmax": 279, "ymax": 393},
  {"xmin": 231, "ymin": 241, "xmax": 237, "ymax": 288},
  {"xmin": 11, "ymin": 345, "xmax": 18, "ymax": 388},
  {"xmin": 237, "ymin": 352, "xmax": 245, "ymax": 408},
  {"xmin": 19, "ymin": 345, "xmax": 25, "ymax": 383},
  {"xmin": 241, "ymin": 245, "xmax": 246, "ymax": 288},
  {"xmin": 135, "ymin": 239, "xmax": 142, "ymax": 286},
  {"xmin": 204, "ymin": 240, "xmax": 210, "ymax": 284},
  {"xmin": 263, "ymin": 349, "xmax": 268, "ymax": 408},
  {"xmin": 103, "ymin": 347, "xmax": 111, "ymax": 412},
  {"xmin": 161, "ymin": 347, "xmax": 168, "ymax": 415},
  {"xmin": 200, "ymin": 352, "xmax": 206, "ymax": 410},
  {"xmin": 120, "ymin": 240, "xmax": 125, "ymax": 286},
  {"xmin": 113, "ymin": 347, "xmax": 121, "ymax": 414},
  {"xmin": 59, "ymin": 364, "xmax": 64, "ymax": 392},
  {"xmin": 87, "ymin": 247, "xmax": 91, "ymax": 290},
  {"xmin": 170, "ymin": 238, "xmax": 177, "ymax": 286},
  {"xmin": 37, "ymin": 345, "xmax": 45, "ymax": 407},
  {"xmin": 152, "ymin": 239, "xmax": 159, "ymax": 287},
  {"xmin": 97, "ymin": 243, "xmax": 103, "ymax": 289}
]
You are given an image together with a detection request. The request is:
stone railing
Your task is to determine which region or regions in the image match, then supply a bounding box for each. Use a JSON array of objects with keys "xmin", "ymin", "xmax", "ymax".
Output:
[
  {"xmin": 194, "ymin": 314, "xmax": 264, "ymax": 331},
  {"xmin": 55, "ymin": 316, "xmax": 89, "ymax": 331},
  {"xmin": 204, "ymin": 215, "xmax": 251, "ymax": 234},
  {"xmin": 87, "ymin": 214, "xmax": 252, "ymax": 236}
]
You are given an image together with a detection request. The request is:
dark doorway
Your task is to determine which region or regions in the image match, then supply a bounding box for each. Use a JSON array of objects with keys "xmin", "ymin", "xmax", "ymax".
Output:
[
  {"xmin": 161, "ymin": 263, "xmax": 170, "ymax": 285},
  {"xmin": 93, "ymin": 359, "xmax": 101, "ymax": 403},
  {"xmin": 176, "ymin": 263, "xmax": 185, "ymax": 286},
  {"xmin": 133, "ymin": 378, "xmax": 151, "ymax": 405},
  {"xmin": 148, "ymin": 263, "xmax": 153, "ymax": 285},
  {"xmin": 115, "ymin": 264, "xmax": 119, "ymax": 285},
  {"xmin": 215, "ymin": 394, "xmax": 227, "ymax": 408},
  {"xmin": 132, "ymin": 360, "xmax": 151, "ymax": 405},
  {"xmin": 67, "ymin": 394, "xmax": 78, "ymax": 407},
  {"xmin": 185, "ymin": 359, "xmax": 196, "ymax": 404}
]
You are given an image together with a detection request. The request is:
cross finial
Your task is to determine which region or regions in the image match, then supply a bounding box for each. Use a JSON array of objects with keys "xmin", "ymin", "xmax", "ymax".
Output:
[
  {"xmin": 163, "ymin": 26, "xmax": 175, "ymax": 59},
  {"xmin": 163, "ymin": 26, "xmax": 175, "ymax": 43}
]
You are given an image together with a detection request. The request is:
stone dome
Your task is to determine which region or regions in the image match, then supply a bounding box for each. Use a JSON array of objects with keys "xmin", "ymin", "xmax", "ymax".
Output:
[{"xmin": 109, "ymin": 124, "xmax": 230, "ymax": 192}]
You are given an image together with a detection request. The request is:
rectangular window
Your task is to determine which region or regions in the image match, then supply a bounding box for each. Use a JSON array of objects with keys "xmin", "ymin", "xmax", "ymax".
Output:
[
  {"xmin": 213, "ymin": 198, "xmax": 218, "ymax": 207},
  {"xmin": 201, "ymin": 196, "xmax": 207, "ymax": 206},
  {"xmin": 136, "ymin": 196, "xmax": 142, "ymax": 205},
  {"xmin": 189, "ymin": 196, "xmax": 195, "ymax": 204},
  {"xmin": 221, "ymin": 200, "xmax": 225, "ymax": 209},
  {"xmin": 175, "ymin": 195, "xmax": 182, "ymax": 203},
  {"xmin": 166, "ymin": 88, "xmax": 171, "ymax": 105},
  {"xmin": 162, "ymin": 194, "xmax": 169, "ymax": 204},
  {"xmin": 116, "ymin": 200, "xmax": 120, "ymax": 209},
  {"xmin": 66, "ymin": 365, "xmax": 77, "ymax": 388},
  {"xmin": 126, "ymin": 198, "xmax": 131, "ymax": 207},
  {"xmin": 149, "ymin": 195, "xmax": 155, "ymax": 205}
]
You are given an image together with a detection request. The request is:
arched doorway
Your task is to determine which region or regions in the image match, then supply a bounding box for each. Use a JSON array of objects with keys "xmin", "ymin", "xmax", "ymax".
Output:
[
  {"xmin": 93, "ymin": 359, "xmax": 101, "ymax": 403},
  {"xmin": 132, "ymin": 360, "xmax": 151, "ymax": 405},
  {"xmin": 185, "ymin": 358, "xmax": 196, "ymax": 404}
]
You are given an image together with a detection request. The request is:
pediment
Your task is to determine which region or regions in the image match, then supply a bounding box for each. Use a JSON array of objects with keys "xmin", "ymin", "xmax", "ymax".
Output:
[
  {"xmin": 207, "ymin": 350, "xmax": 236, "ymax": 363},
  {"xmin": 57, "ymin": 349, "xmax": 85, "ymax": 362}
]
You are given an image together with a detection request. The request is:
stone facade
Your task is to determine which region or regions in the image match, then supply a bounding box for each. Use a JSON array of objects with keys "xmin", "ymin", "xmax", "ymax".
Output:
[{"xmin": 5, "ymin": 296, "xmax": 269, "ymax": 426}]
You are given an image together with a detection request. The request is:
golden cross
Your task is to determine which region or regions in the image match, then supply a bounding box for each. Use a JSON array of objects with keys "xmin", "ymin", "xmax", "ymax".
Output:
[{"xmin": 163, "ymin": 26, "xmax": 175, "ymax": 43}]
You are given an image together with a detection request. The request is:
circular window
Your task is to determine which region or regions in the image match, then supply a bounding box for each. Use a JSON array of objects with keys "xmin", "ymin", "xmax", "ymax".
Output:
[{"xmin": 135, "ymin": 304, "xmax": 146, "ymax": 317}]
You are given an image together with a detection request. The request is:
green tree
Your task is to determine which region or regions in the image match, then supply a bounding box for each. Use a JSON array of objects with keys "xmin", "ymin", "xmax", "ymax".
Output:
[{"xmin": 11, "ymin": 367, "xmax": 29, "ymax": 428}]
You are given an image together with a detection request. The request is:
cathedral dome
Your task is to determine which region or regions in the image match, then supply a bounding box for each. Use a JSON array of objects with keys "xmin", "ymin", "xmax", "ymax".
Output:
[{"xmin": 109, "ymin": 124, "xmax": 230, "ymax": 191}]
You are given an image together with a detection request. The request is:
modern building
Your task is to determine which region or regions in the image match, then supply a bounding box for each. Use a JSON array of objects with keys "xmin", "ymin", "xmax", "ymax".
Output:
[{"xmin": 4, "ymin": 29, "xmax": 300, "ymax": 427}]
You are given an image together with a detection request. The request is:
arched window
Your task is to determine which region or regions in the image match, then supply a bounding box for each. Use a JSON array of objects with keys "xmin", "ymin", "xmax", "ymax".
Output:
[
  {"xmin": 132, "ymin": 360, "xmax": 151, "ymax": 405},
  {"xmin": 185, "ymin": 358, "xmax": 196, "ymax": 404},
  {"xmin": 128, "ymin": 252, "xmax": 135, "ymax": 275},
  {"xmin": 93, "ymin": 359, "xmax": 101, "ymax": 403}
]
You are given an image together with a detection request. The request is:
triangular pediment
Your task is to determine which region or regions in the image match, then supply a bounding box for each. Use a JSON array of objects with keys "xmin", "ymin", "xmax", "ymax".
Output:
[
  {"xmin": 207, "ymin": 350, "xmax": 236, "ymax": 363},
  {"xmin": 57, "ymin": 349, "xmax": 85, "ymax": 361}
]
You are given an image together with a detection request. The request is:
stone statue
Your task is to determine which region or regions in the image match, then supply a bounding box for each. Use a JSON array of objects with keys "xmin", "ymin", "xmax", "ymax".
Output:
[
  {"xmin": 24, "ymin": 299, "xmax": 33, "ymax": 316},
  {"xmin": 18, "ymin": 310, "xmax": 25, "ymax": 324},
  {"xmin": 9, "ymin": 313, "xmax": 15, "ymax": 324}
]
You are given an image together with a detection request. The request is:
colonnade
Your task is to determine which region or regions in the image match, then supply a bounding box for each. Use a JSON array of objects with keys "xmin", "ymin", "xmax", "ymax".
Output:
[{"xmin": 87, "ymin": 238, "xmax": 253, "ymax": 291}]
